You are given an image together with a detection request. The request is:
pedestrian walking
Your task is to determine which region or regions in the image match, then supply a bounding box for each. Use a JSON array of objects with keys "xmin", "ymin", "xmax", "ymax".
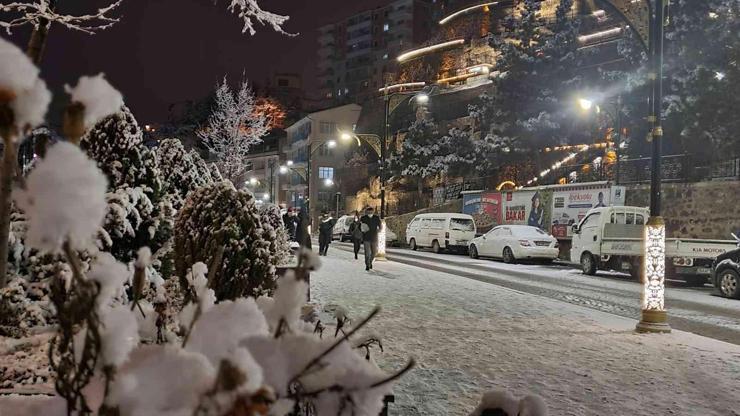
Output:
[
  {"xmin": 318, "ymin": 212, "xmax": 334, "ymax": 256},
  {"xmin": 360, "ymin": 207, "xmax": 382, "ymax": 271},
  {"xmin": 282, "ymin": 207, "xmax": 298, "ymax": 241},
  {"xmin": 296, "ymin": 207, "xmax": 312, "ymax": 250},
  {"xmin": 348, "ymin": 211, "xmax": 363, "ymax": 260}
]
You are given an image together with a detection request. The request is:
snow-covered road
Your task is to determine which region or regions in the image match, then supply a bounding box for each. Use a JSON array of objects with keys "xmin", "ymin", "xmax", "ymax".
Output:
[
  {"xmin": 310, "ymin": 247, "xmax": 740, "ymax": 416},
  {"xmin": 331, "ymin": 242, "xmax": 740, "ymax": 345}
]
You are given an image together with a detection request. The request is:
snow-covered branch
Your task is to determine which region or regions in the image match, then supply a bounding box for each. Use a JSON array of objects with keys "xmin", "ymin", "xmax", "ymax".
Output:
[
  {"xmin": 0, "ymin": 0, "xmax": 123, "ymax": 35},
  {"xmin": 223, "ymin": 0, "xmax": 294, "ymax": 36}
]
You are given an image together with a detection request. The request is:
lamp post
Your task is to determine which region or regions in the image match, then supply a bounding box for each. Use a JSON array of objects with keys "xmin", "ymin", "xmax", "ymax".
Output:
[
  {"xmin": 577, "ymin": 94, "xmax": 624, "ymax": 183},
  {"xmin": 380, "ymin": 90, "xmax": 432, "ymax": 219},
  {"xmin": 636, "ymin": 0, "xmax": 670, "ymax": 334}
]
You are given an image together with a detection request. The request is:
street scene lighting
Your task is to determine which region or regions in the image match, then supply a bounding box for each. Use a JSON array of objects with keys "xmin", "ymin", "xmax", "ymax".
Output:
[
  {"xmin": 5, "ymin": 1, "xmax": 737, "ymax": 415},
  {"xmin": 578, "ymin": 98, "xmax": 594, "ymax": 111},
  {"xmin": 415, "ymin": 93, "xmax": 430, "ymax": 104}
]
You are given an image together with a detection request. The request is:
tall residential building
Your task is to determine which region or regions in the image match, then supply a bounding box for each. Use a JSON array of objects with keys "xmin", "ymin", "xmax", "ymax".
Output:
[
  {"xmin": 317, "ymin": 0, "xmax": 434, "ymax": 106},
  {"xmin": 282, "ymin": 104, "xmax": 362, "ymax": 228}
]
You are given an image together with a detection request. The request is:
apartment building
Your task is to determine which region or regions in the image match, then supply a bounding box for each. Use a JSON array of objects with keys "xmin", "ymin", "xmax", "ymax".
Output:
[{"xmin": 316, "ymin": 0, "xmax": 435, "ymax": 106}]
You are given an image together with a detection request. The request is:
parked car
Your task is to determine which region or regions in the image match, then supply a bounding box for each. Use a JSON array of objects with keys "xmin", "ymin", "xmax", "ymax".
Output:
[
  {"xmin": 332, "ymin": 215, "xmax": 353, "ymax": 241},
  {"xmin": 712, "ymin": 237, "xmax": 740, "ymax": 299},
  {"xmin": 468, "ymin": 225, "xmax": 559, "ymax": 263},
  {"xmin": 406, "ymin": 213, "xmax": 477, "ymax": 253}
]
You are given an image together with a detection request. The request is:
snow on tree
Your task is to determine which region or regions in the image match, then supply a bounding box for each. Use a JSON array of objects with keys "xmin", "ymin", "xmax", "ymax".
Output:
[
  {"xmin": 0, "ymin": 0, "xmax": 123, "ymax": 64},
  {"xmin": 259, "ymin": 203, "xmax": 291, "ymax": 265},
  {"xmin": 389, "ymin": 117, "xmax": 442, "ymax": 196},
  {"xmin": 174, "ymin": 181, "xmax": 275, "ymax": 301},
  {"xmin": 189, "ymin": 148, "xmax": 215, "ymax": 183},
  {"xmin": 81, "ymin": 105, "xmax": 172, "ymax": 263},
  {"xmin": 663, "ymin": 0, "xmax": 740, "ymax": 159},
  {"xmin": 222, "ymin": 0, "xmax": 293, "ymax": 35},
  {"xmin": 0, "ymin": 36, "xmax": 51, "ymax": 288},
  {"xmin": 0, "ymin": 0, "xmax": 122, "ymax": 35},
  {"xmin": 155, "ymin": 138, "xmax": 212, "ymax": 211},
  {"xmin": 198, "ymin": 76, "xmax": 269, "ymax": 185}
]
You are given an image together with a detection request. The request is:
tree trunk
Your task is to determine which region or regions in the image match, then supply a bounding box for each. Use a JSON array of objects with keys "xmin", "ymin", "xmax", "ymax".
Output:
[
  {"xmin": 26, "ymin": 0, "xmax": 58, "ymax": 64},
  {"xmin": 0, "ymin": 136, "xmax": 17, "ymax": 288},
  {"xmin": 26, "ymin": 21, "xmax": 51, "ymax": 65}
]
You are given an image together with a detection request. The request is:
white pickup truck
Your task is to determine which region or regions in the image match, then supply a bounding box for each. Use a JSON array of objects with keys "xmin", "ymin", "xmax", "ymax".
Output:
[{"xmin": 570, "ymin": 206, "xmax": 738, "ymax": 285}]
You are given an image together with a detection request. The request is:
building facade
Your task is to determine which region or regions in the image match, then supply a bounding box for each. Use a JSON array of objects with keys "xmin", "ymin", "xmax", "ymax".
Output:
[
  {"xmin": 317, "ymin": 0, "xmax": 434, "ymax": 107},
  {"xmin": 282, "ymin": 104, "xmax": 362, "ymax": 227}
]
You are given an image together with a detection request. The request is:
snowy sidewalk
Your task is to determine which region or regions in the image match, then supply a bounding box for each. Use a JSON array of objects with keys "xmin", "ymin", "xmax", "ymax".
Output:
[{"xmin": 310, "ymin": 248, "xmax": 740, "ymax": 416}]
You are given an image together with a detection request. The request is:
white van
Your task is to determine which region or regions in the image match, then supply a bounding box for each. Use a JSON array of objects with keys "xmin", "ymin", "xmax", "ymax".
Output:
[
  {"xmin": 332, "ymin": 215, "xmax": 354, "ymax": 241},
  {"xmin": 406, "ymin": 213, "xmax": 477, "ymax": 253}
]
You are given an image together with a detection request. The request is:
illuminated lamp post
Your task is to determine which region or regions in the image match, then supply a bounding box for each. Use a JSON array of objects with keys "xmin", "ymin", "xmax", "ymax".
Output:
[{"xmin": 580, "ymin": 0, "xmax": 670, "ymax": 332}]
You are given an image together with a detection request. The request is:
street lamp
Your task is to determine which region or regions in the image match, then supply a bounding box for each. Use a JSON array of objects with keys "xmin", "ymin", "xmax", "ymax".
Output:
[
  {"xmin": 324, "ymin": 178, "xmax": 334, "ymax": 187},
  {"xmin": 576, "ymin": 94, "xmax": 624, "ymax": 184},
  {"xmin": 578, "ymin": 98, "xmax": 594, "ymax": 111},
  {"xmin": 279, "ymin": 165, "xmax": 288, "ymax": 174},
  {"xmin": 380, "ymin": 86, "xmax": 436, "ymax": 219},
  {"xmin": 327, "ymin": 139, "xmax": 337, "ymax": 148},
  {"xmin": 249, "ymin": 177, "xmax": 258, "ymax": 186}
]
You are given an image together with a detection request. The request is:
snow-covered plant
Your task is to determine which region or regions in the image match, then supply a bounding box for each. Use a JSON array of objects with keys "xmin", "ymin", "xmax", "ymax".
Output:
[
  {"xmin": 81, "ymin": 105, "xmax": 173, "ymax": 263},
  {"xmin": 221, "ymin": 0, "xmax": 293, "ymax": 35},
  {"xmin": 260, "ymin": 203, "xmax": 292, "ymax": 266},
  {"xmin": 198, "ymin": 76, "xmax": 269, "ymax": 185},
  {"xmin": 174, "ymin": 181, "xmax": 275, "ymax": 301},
  {"xmin": 0, "ymin": 0, "xmax": 122, "ymax": 35},
  {"xmin": 190, "ymin": 148, "xmax": 215, "ymax": 183},
  {"xmin": 16, "ymin": 141, "xmax": 112, "ymax": 413},
  {"xmin": 65, "ymin": 73, "xmax": 124, "ymax": 139},
  {"xmin": 0, "ymin": 36, "xmax": 51, "ymax": 288},
  {"xmin": 155, "ymin": 138, "xmax": 212, "ymax": 211}
]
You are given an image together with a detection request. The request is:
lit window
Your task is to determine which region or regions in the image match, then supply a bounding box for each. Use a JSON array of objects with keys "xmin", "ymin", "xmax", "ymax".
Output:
[
  {"xmin": 319, "ymin": 167, "xmax": 334, "ymax": 179},
  {"xmin": 383, "ymin": 23, "xmax": 390, "ymax": 31},
  {"xmin": 383, "ymin": 53, "xmax": 389, "ymax": 59}
]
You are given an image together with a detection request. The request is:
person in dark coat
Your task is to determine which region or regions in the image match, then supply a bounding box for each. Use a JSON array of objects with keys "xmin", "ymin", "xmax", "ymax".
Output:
[
  {"xmin": 318, "ymin": 213, "xmax": 334, "ymax": 256},
  {"xmin": 348, "ymin": 211, "xmax": 363, "ymax": 260},
  {"xmin": 360, "ymin": 207, "xmax": 382, "ymax": 271},
  {"xmin": 295, "ymin": 207, "xmax": 311, "ymax": 249},
  {"xmin": 282, "ymin": 208, "xmax": 298, "ymax": 241}
]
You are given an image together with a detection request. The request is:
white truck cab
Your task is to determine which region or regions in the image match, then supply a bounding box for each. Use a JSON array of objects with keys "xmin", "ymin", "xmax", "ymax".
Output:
[{"xmin": 571, "ymin": 206, "xmax": 737, "ymax": 285}]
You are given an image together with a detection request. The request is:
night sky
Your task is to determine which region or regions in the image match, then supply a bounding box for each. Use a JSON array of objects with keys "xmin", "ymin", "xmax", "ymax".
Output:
[{"xmin": 5, "ymin": 0, "xmax": 388, "ymax": 123}]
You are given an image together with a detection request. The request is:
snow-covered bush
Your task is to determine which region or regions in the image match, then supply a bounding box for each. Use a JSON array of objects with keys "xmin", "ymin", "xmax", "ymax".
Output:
[
  {"xmin": 155, "ymin": 138, "xmax": 212, "ymax": 211},
  {"xmin": 190, "ymin": 148, "xmax": 215, "ymax": 183},
  {"xmin": 174, "ymin": 182, "xmax": 275, "ymax": 301},
  {"xmin": 260, "ymin": 203, "xmax": 292, "ymax": 266},
  {"xmin": 81, "ymin": 105, "xmax": 173, "ymax": 263}
]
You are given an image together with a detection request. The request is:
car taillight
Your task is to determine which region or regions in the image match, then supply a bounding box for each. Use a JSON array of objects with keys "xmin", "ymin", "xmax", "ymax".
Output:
[
  {"xmin": 519, "ymin": 240, "xmax": 531, "ymax": 247},
  {"xmin": 554, "ymin": 241, "xmax": 559, "ymax": 248}
]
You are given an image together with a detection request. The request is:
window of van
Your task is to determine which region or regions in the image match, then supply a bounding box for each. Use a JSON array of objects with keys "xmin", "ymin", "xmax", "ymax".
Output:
[
  {"xmin": 408, "ymin": 218, "xmax": 419, "ymax": 228},
  {"xmin": 450, "ymin": 218, "xmax": 474, "ymax": 232},
  {"xmin": 430, "ymin": 219, "xmax": 445, "ymax": 229},
  {"xmin": 421, "ymin": 218, "xmax": 432, "ymax": 228}
]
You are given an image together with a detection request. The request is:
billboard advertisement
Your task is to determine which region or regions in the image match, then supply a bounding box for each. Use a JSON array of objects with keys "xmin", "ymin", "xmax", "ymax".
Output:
[
  {"xmin": 550, "ymin": 185, "xmax": 625, "ymax": 238},
  {"xmin": 463, "ymin": 191, "xmax": 503, "ymax": 231},
  {"xmin": 503, "ymin": 190, "xmax": 552, "ymax": 231}
]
